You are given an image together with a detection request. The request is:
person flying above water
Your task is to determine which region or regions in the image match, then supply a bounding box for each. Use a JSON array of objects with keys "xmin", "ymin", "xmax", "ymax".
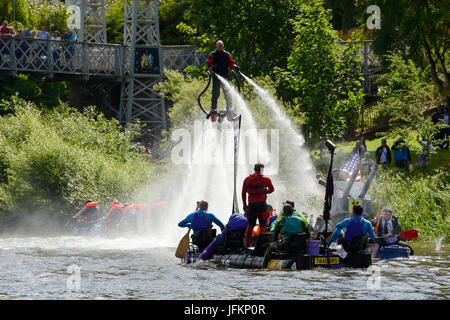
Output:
[{"xmin": 206, "ymin": 40, "xmax": 240, "ymax": 122}]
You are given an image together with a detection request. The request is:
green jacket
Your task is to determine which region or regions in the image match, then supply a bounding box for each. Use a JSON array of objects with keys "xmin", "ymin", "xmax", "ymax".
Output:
[
  {"xmin": 270, "ymin": 210, "xmax": 309, "ymax": 233},
  {"xmin": 273, "ymin": 215, "xmax": 306, "ymax": 240}
]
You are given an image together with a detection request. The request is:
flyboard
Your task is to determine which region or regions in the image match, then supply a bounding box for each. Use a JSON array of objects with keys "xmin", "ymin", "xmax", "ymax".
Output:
[{"xmin": 198, "ymin": 69, "xmax": 241, "ymax": 123}]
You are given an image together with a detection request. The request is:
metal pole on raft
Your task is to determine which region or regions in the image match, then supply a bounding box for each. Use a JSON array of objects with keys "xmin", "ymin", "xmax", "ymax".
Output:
[
  {"xmin": 323, "ymin": 140, "xmax": 336, "ymax": 264},
  {"xmin": 232, "ymin": 115, "xmax": 242, "ymax": 214}
]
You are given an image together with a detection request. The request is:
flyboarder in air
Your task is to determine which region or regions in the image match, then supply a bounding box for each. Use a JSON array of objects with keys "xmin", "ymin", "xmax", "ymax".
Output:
[{"xmin": 206, "ymin": 40, "xmax": 240, "ymax": 122}]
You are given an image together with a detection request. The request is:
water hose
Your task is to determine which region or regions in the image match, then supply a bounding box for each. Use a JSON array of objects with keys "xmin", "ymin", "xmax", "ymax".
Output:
[
  {"xmin": 197, "ymin": 68, "xmax": 241, "ymax": 119},
  {"xmin": 197, "ymin": 69, "xmax": 212, "ymax": 118}
]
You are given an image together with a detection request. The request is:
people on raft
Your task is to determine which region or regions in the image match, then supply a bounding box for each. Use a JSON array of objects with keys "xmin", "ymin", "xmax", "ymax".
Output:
[
  {"xmin": 198, "ymin": 213, "xmax": 248, "ymax": 261},
  {"xmin": 72, "ymin": 200, "xmax": 99, "ymax": 232},
  {"xmin": 242, "ymin": 162, "xmax": 275, "ymax": 248},
  {"xmin": 266, "ymin": 205, "xmax": 277, "ymax": 230},
  {"xmin": 119, "ymin": 203, "xmax": 147, "ymax": 233},
  {"xmin": 263, "ymin": 204, "xmax": 308, "ymax": 268},
  {"xmin": 206, "ymin": 40, "xmax": 240, "ymax": 122},
  {"xmin": 327, "ymin": 204, "xmax": 376, "ymax": 254},
  {"xmin": 178, "ymin": 200, "xmax": 225, "ymax": 251},
  {"xmin": 371, "ymin": 207, "xmax": 413, "ymax": 258},
  {"xmin": 102, "ymin": 200, "xmax": 124, "ymax": 230},
  {"xmin": 270, "ymin": 200, "xmax": 309, "ymax": 235}
]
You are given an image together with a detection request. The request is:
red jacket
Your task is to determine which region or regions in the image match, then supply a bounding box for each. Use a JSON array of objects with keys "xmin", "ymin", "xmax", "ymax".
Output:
[{"xmin": 242, "ymin": 172, "xmax": 274, "ymax": 206}]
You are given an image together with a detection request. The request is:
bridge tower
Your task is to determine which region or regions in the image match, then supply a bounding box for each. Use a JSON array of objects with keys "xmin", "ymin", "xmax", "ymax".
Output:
[{"xmin": 119, "ymin": 0, "xmax": 167, "ymax": 133}]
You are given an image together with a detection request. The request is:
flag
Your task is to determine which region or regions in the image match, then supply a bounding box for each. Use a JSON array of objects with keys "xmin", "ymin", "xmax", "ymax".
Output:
[
  {"xmin": 232, "ymin": 115, "xmax": 241, "ymax": 213},
  {"xmin": 340, "ymin": 152, "xmax": 361, "ymax": 182}
]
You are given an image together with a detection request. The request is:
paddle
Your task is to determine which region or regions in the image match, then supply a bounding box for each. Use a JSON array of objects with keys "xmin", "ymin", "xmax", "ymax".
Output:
[
  {"xmin": 175, "ymin": 228, "xmax": 191, "ymax": 259},
  {"xmin": 398, "ymin": 229, "xmax": 418, "ymax": 240}
]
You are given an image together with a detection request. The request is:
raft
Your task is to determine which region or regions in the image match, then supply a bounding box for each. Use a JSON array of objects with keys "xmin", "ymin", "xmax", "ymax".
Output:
[
  {"xmin": 375, "ymin": 244, "xmax": 414, "ymax": 259},
  {"xmin": 184, "ymin": 241, "xmax": 372, "ymax": 270}
]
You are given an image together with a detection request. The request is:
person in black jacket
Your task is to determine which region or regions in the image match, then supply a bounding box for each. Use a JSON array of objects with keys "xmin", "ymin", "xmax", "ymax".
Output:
[
  {"xmin": 371, "ymin": 207, "xmax": 412, "ymax": 258},
  {"xmin": 375, "ymin": 139, "xmax": 392, "ymax": 166},
  {"xmin": 206, "ymin": 40, "xmax": 240, "ymax": 121}
]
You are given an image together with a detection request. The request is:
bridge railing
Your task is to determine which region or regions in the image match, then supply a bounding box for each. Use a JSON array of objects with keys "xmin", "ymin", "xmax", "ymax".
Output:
[{"xmin": 0, "ymin": 36, "xmax": 123, "ymax": 78}]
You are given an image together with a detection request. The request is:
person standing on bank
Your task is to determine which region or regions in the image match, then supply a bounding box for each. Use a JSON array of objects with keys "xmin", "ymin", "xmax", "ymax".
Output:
[{"xmin": 206, "ymin": 40, "xmax": 240, "ymax": 122}]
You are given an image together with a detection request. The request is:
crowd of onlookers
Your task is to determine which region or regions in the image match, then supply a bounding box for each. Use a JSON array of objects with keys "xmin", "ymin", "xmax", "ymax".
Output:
[
  {"xmin": 0, "ymin": 20, "xmax": 77, "ymax": 68},
  {"xmin": 354, "ymin": 104, "xmax": 449, "ymax": 173}
]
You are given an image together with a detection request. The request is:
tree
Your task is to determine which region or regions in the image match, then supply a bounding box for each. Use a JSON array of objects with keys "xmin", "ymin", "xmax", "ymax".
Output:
[
  {"xmin": 361, "ymin": 0, "xmax": 450, "ymax": 103},
  {"xmin": 276, "ymin": 0, "xmax": 364, "ymax": 145},
  {"xmin": 177, "ymin": 0, "xmax": 303, "ymax": 75},
  {"xmin": 0, "ymin": 0, "xmax": 29, "ymax": 29},
  {"xmin": 376, "ymin": 52, "xmax": 444, "ymax": 163}
]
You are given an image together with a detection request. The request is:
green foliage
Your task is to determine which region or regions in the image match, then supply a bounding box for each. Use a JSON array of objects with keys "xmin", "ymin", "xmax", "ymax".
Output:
[
  {"xmin": 158, "ymin": 0, "xmax": 191, "ymax": 45},
  {"xmin": 0, "ymin": 0, "xmax": 29, "ymax": 29},
  {"xmin": 105, "ymin": 0, "xmax": 125, "ymax": 44},
  {"xmin": 0, "ymin": 96, "xmax": 156, "ymax": 219},
  {"xmin": 364, "ymin": 0, "xmax": 450, "ymax": 101},
  {"xmin": 275, "ymin": 0, "xmax": 364, "ymax": 145},
  {"xmin": 178, "ymin": 0, "xmax": 303, "ymax": 75},
  {"xmin": 0, "ymin": 74, "xmax": 67, "ymax": 112},
  {"xmin": 26, "ymin": 1, "xmax": 70, "ymax": 34},
  {"xmin": 371, "ymin": 168, "xmax": 450, "ymax": 240},
  {"xmin": 376, "ymin": 52, "xmax": 444, "ymax": 161}
]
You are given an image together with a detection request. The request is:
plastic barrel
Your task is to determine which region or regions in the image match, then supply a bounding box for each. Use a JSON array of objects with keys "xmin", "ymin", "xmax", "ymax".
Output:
[{"xmin": 306, "ymin": 240, "xmax": 320, "ymax": 256}]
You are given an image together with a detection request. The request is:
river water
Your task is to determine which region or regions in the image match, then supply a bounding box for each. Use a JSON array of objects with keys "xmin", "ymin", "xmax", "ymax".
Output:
[{"xmin": 0, "ymin": 236, "xmax": 448, "ymax": 300}]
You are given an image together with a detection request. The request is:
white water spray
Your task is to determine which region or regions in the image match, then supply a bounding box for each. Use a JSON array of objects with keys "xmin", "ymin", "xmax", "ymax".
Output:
[{"xmin": 240, "ymin": 74, "xmax": 322, "ymax": 219}]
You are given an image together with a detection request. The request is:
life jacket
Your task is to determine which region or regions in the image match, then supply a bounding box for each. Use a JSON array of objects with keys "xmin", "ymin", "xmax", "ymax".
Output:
[
  {"xmin": 106, "ymin": 203, "xmax": 124, "ymax": 223},
  {"xmin": 345, "ymin": 218, "xmax": 366, "ymax": 242},
  {"xmin": 282, "ymin": 216, "xmax": 304, "ymax": 237},
  {"xmin": 81, "ymin": 202, "xmax": 99, "ymax": 222},
  {"xmin": 123, "ymin": 203, "xmax": 147, "ymax": 213},
  {"xmin": 210, "ymin": 50, "xmax": 232, "ymax": 76},
  {"xmin": 191, "ymin": 210, "xmax": 212, "ymax": 231},
  {"xmin": 83, "ymin": 201, "xmax": 98, "ymax": 209},
  {"xmin": 245, "ymin": 173, "xmax": 270, "ymax": 203}
]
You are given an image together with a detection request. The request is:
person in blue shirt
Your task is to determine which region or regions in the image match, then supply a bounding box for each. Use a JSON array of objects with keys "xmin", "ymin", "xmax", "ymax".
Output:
[
  {"xmin": 178, "ymin": 200, "xmax": 225, "ymax": 250},
  {"xmin": 327, "ymin": 204, "xmax": 376, "ymax": 253}
]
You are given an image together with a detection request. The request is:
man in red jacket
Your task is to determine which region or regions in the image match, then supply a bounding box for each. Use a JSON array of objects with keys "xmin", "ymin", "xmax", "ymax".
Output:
[
  {"xmin": 242, "ymin": 163, "xmax": 274, "ymax": 248},
  {"xmin": 206, "ymin": 40, "xmax": 240, "ymax": 121}
]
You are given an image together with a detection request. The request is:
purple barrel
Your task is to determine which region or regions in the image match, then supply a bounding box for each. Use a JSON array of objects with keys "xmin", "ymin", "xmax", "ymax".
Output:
[{"xmin": 306, "ymin": 240, "xmax": 320, "ymax": 256}]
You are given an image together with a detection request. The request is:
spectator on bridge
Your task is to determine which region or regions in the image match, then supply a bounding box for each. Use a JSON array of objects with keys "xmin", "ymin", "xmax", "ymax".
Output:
[
  {"xmin": 0, "ymin": 21, "xmax": 13, "ymax": 63},
  {"xmin": 375, "ymin": 139, "xmax": 391, "ymax": 166},
  {"xmin": 37, "ymin": 25, "xmax": 50, "ymax": 60},
  {"xmin": 50, "ymin": 31, "xmax": 62, "ymax": 67},
  {"xmin": 63, "ymin": 30, "xmax": 77, "ymax": 69}
]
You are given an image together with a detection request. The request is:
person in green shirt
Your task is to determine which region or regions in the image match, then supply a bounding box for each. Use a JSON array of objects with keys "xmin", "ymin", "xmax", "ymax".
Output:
[
  {"xmin": 270, "ymin": 200, "xmax": 309, "ymax": 233},
  {"xmin": 263, "ymin": 204, "xmax": 307, "ymax": 267}
]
